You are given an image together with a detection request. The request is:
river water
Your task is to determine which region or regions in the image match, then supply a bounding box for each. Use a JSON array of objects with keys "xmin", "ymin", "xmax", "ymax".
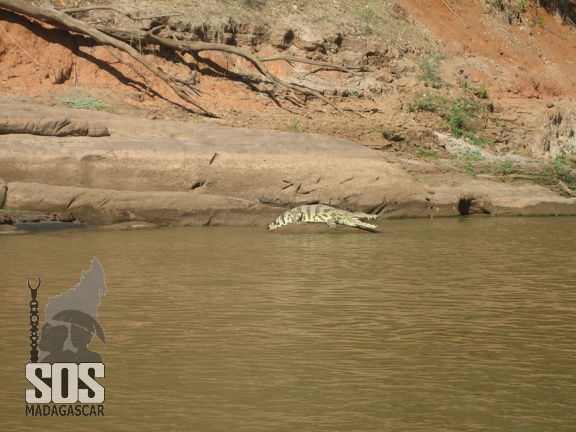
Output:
[{"xmin": 1, "ymin": 217, "xmax": 575, "ymax": 431}]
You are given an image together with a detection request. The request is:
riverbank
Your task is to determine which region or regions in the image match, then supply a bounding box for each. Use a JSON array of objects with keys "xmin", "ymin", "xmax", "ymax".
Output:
[
  {"xmin": 1, "ymin": 102, "xmax": 575, "ymax": 230},
  {"xmin": 1, "ymin": 0, "xmax": 576, "ymax": 229}
]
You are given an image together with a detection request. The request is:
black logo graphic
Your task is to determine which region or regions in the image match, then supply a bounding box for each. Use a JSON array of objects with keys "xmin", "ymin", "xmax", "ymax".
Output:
[{"xmin": 25, "ymin": 258, "xmax": 107, "ymax": 417}]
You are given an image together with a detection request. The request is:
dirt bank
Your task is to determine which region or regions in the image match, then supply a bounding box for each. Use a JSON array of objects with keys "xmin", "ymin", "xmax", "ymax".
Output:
[{"xmin": 0, "ymin": 1, "xmax": 575, "ymax": 227}]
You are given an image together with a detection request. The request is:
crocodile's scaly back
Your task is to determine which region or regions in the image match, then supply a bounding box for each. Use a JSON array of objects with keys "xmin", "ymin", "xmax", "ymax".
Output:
[{"xmin": 268, "ymin": 204, "xmax": 378, "ymax": 231}]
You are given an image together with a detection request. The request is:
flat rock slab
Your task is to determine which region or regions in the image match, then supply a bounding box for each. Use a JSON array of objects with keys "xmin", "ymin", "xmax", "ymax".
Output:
[{"xmin": 0, "ymin": 103, "xmax": 575, "ymax": 226}]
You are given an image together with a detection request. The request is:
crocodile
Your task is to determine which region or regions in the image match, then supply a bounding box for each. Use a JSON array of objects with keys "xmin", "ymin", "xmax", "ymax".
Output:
[{"xmin": 268, "ymin": 204, "xmax": 378, "ymax": 231}]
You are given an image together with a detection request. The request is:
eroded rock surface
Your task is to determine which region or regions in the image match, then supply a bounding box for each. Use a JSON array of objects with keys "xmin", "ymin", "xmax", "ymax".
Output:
[{"xmin": 0, "ymin": 103, "xmax": 574, "ymax": 226}]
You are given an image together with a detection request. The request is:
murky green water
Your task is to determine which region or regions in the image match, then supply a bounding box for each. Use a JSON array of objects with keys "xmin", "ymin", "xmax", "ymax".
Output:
[{"xmin": 1, "ymin": 217, "xmax": 575, "ymax": 431}]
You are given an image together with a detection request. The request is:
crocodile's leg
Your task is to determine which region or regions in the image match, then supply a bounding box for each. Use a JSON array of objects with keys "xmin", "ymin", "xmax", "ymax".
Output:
[{"xmin": 326, "ymin": 218, "xmax": 339, "ymax": 230}]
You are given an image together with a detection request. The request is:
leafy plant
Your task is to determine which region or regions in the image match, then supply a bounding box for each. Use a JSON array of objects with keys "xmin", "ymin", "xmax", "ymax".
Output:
[
  {"xmin": 447, "ymin": 106, "xmax": 468, "ymax": 137},
  {"xmin": 459, "ymin": 80, "xmax": 472, "ymax": 90},
  {"xmin": 499, "ymin": 160, "xmax": 515, "ymax": 174},
  {"xmin": 478, "ymin": 82, "xmax": 490, "ymax": 99},
  {"xmin": 517, "ymin": 0, "xmax": 528, "ymax": 13},
  {"xmin": 412, "ymin": 93, "xmax": 443, "ymax": 112},
  {"xmin": 360, "ymin": 9, "xmax": 379, "ymax": 25},
  {"xmin": 457, "ymin": 149, "xmax": 485, "ymax": 162},
  {"xmin": 56, "ymin": 91, "xmax": 107, "ymax": 110},
  {"xmin": 369, "ymin": 127, "xmax": 391, "ymax": 139},
  {"xmin": 417, "ymin": 54, "xmax": 446, "ymax": 88},
  {"xmin": 359, "ymin": 8, "xmax": 380, "ymax": 34},
  {"xmin": 290, "ymin": 119, "xmax": 301, "ymax": 133},
  {"xmin": 536, "ymin": 157, "xmax": 576, "ymax": 184},
  {"xmin": 443, "ymin": 97, "xmax": 484, "ymax": 138},
  {"xmin": 416, "ymin": 146, "xmax": 438, "ymax": 158},
  {"xmin": 463, "ymin": 131, "xmax": 493, "ymax": 148},
  {"xmin": 463, "ymin": 165, "xmax": 478, "ymax": 178}
]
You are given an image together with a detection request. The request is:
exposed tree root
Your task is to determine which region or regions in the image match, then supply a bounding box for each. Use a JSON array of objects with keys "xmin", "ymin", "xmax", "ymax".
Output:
[
  {"xmin": 0, "ymin": 0, "xmax": 215, "ymax": 115},
  {"xmin": 0, "ymin": 0, "xmax": 364, "ymax": 116},
  {"xmin": 554, "ymin": 180, "xmax": 576, "ymax": 196}
]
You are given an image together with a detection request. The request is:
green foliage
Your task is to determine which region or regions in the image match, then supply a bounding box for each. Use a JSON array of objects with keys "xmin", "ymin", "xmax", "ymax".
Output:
[
  {"xmin": 517, "ymin": 0, "xmax": 528, "ymax": 12},
  {"xmin": 463, "ymin": 132, "xmax": 493, "ymax": 148},
  {"xmin": 409, "ymin": 92, "xmax": 492, "ymax": 146},
  {"xmin": 499, "ymin": 160, "xmax": 515, "ymax": 174},
  {"xmin": 459, "ymin": 80, "xmax": 490, "ymax": 99},
  {"xmin": 452, "ymin": 149, "xmax": 485, "ymax": 179},
  {"xmin": 290, "ymin": 119, "xmax": 301, "ymax": 133},
  {"xmin": 56, "ymin": 91, "xmax": 107, "ymax": 111},
  {"xmin": 447, "ymin": 106, "xmax": 468, "ymax": 137},
  {"xmin": 457, "ymin": 149, "xmax": 485, "ymax": 162},
  {"xmin": 463, "ymin": 165, "xmax": 478, "ymax": 178},
  {"xmin": 359, "ymin": 8, "xmax": 380, "ymax": 34},
  {"xmin": 478, "ymin": 82, "xmax": 490, "ymax": 99},
  {"xmin": 417, "ymin": 54, "xmax": 446, "ymax": 88},
  {"xmin": 360, "ymin": 9, "xmax": 379, "ymax": 25},
  {"xmin": 413, "ymin": 93, "xmax": 442, "ymax": 112},
  {"xmin": 491, "ymin": 155, "xmax": 576, "ymax": 186},
  {"xmin": 536, "ymin": 156, "xmax": 576, "ymax": 184},
  {"xmin": 444, "ymin": 97, "xmax": 484, "ymax": 138},
  {"xmin": 415, "ymin": 146, "xmax": 438, "ymax": 159},
  {"xmin": 369, "ymin": 127, "xmax": 391, "ymax": 139},
  {"xmin": 459, "ymin": 80, "xmax": 472, "ymax": 90}
]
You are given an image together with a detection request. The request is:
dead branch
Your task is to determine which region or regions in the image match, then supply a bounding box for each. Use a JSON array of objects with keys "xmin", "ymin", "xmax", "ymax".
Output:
[{"xmin": 0, "ymin": 0, "xmax": 214, "ymax": 116}]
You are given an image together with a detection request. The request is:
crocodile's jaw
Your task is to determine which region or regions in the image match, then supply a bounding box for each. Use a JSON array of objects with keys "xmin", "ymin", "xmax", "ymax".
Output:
[{"xmin": 335, "ymin": 217, "xmax": 377, "ymax": 231}]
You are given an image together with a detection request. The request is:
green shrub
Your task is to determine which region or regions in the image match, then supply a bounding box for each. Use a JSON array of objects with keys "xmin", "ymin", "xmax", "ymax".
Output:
[
  {"xmin": 417, "ymin": 54, "xmax": 446, "ymax": 88},
  {"xmin": 56, "ymin": 91, "xmax": 107, "ymax": 110}
]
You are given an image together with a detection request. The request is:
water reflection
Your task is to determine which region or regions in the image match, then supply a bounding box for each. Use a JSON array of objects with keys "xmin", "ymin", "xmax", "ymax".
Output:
[{"xmin": 1, "ymin": 217, "xmax": 575, "ymax": 431}]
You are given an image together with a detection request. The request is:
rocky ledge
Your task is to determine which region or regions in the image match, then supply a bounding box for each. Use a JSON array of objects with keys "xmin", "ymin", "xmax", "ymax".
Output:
[{"xmin": 0, "ymin": 103, "xmax": 574, "ymax": 229}]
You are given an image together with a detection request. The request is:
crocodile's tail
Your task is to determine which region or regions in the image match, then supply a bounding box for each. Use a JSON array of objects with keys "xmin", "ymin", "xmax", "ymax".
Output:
[{"xmin": 267, "ymin": 210, "xmax": 297, "ymax": 230}]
